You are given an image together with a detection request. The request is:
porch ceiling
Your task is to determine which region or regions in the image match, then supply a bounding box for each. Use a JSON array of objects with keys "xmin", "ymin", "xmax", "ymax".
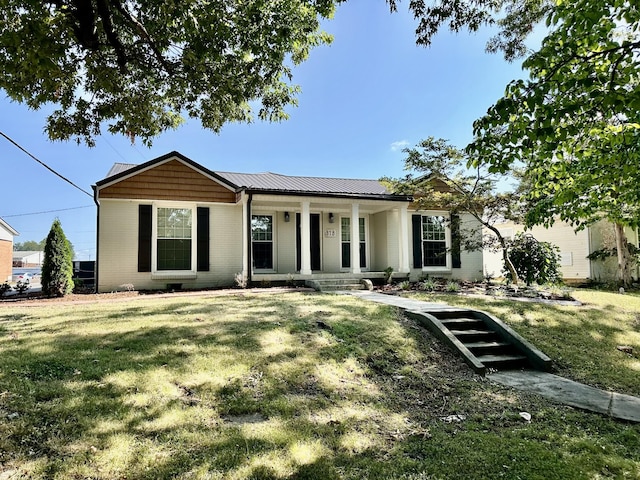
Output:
[{"xmin": 250, "ymin": 194, "xmax": 408, "ymax": 214}]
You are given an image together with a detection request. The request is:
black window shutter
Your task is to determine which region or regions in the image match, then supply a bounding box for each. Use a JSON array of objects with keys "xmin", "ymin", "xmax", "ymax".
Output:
[
  {"xmin": 138, "ymin": 205, "xmax": 152, "ymax": 272},
  {"xmin": 411, "ymin": 214, "xmax": 423, "ymax": 268},
  {"xmin": 451, "ymin": 214, "xmax": 461, "ymax": 268},
  {"xmin": 197, "ymin": 207, "xmax": 210, "ymax": 271}
]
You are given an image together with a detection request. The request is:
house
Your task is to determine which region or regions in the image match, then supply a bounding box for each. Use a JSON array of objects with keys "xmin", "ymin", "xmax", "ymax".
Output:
[
  {"xmin": 0, "ymin": 217, "xmax": 19, "ymax": 282},
  {"xmin": 483, "ymin": 219, "xmax": 640, "ymax": 283},
  {"xmin": 13, "ymin": 251, "xmax": 44, "ymax": 268},
  {"xmin": 92, "ymin": 152, "xmax": 484, "ymax": 293}
]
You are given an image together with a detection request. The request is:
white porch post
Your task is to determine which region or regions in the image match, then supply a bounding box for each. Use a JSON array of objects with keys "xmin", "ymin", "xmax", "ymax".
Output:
[
  {"xmin": 242, "ymin": 193, "xmax": 250, "ymax": 279},
  {"xmin": 350, "ymin": 203, "xmax": 361, "ymax": 274},
  {"xmin": 300, "ymin": 201, "xmax": 312, "ymax": 275},
  {"xmin": 398, "ymin": 205, "xmax": 410, "ymax": 273}
]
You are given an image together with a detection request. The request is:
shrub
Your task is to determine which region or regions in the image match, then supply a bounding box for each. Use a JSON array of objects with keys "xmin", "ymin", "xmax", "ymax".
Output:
[
  {"xmin": 0, "ymin": 281, "xmax": 11, "ymax": 297},
  {"xmin": 41, "ymin": 219, "xmax": 74, "ymax": 297},
  {"xmin": 445, "ymin": 281, "xmax": 460, "ymax": 293},
  {"xmin": 14, "ymin": 280, "xmax": 30, "ymax": 295},
  {"xmin": 234, "ymin": 272, "xmax": 247, "ymax": 288},
  {"xmin": 384, "ymin": 267, "xmax": 394, "ymax": 284},
  {"xmin": 504, "ymin": 233, "xmax": 562, "ymax": 286},
  {"xmin": 418, "ymin": 279, "xmax": 437, "ymax": 292},
  {"xmin": 398, "ymin": 280, "xmax": 412, "ymax": 291}
]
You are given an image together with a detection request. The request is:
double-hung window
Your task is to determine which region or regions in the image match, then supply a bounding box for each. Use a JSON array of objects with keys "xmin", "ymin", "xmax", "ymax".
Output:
[
  {"xmin": 138, "ymin": 204, "xmax": 209, "ymax": 275},
  {"xmin": 252, "ymin": 215, "xmax": 273, "ymax": 270},
  {"xmin": 421, "ymin": 215, "xmax": 447, "ymax": 267},
  {"xmin": 157, "ymin": 207, "xmax": 193, "ymax": 270},
  {"xmin": 340, "ymin": 217, "xmax": 366, "ymax": 269}
]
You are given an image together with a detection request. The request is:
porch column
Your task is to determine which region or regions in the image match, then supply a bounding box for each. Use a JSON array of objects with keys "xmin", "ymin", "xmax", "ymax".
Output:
[
  {"xmin": 300, "ymin": 201, "xmax": 312, "ymax": 275},
  {"xmin": 398, "ymin": 205, "xmax": 410, "ymax": 273},
  {"xmin": 350, "ymin": 203, "xmax": 361, "ymax": 274},
  {"xmin": 242, "ymin": 194, "xmax": 249, "ymax": 279}
]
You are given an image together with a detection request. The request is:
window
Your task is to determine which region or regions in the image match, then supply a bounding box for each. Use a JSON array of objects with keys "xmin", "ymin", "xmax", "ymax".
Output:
[
  {"xmin": 341, "ymin": 217, "xmax": 366, "ymax": 269},
  {"xmin": 157, "ymin": 208, "xmax": 192, "ymax": 270},
  {"xmin": 341, "ymin": 217, "xmax": 350, "ymax": 268},
  {"xmin": 138, "ymin": 204, "xmax": 209, "ymax": 274},
  {"xmin": 252, "ymin": 215, "xmax": 273, "ymax": 269},
  {"xmin": 422, "ymin": 215, "xmax": 447, "ymax": 267}
]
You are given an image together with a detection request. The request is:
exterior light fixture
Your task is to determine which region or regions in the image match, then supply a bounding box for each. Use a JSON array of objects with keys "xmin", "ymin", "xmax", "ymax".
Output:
[
  {"xmin": 284, "ymin": 211, "xmax": 290, "ymax": 222},
  {"xmin": 329, "ymin": 212, "xmax": 335, "ymax": 223}
]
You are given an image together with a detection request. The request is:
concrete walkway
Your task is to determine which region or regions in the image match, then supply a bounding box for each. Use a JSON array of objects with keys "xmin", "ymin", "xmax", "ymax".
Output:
[{"xmin": 342, "ymin": 290, "xmax": 640, "ymax": 423}]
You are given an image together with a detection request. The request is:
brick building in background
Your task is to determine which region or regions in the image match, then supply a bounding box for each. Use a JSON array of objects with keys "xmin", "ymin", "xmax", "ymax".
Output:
[{"xmin": 0, "ymin": 218, "xmax": 18, "ymax": 282}]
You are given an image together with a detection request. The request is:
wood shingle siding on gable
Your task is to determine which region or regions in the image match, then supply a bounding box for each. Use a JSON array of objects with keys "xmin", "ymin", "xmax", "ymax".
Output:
[{"xmin": 99, "ymin": 160, "xmax": 236, "ymax": 203}]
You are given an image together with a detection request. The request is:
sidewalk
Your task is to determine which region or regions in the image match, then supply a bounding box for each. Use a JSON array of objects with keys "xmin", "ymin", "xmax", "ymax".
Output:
[{"xmin": 342, "ymin": 290, "xmax": 640, "ymax": 423}]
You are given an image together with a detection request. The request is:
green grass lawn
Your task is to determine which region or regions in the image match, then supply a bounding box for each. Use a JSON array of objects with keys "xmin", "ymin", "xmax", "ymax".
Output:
[{"xmin": 0, "ymin": 290, "xmax": 639, "ymax": 479}]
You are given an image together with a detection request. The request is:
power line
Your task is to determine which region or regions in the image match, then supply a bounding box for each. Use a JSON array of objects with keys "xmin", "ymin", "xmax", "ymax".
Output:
[
  {"xmin": 1, "ymin": 205, "xmax": 93, "ymax": 218},
  {"xmin": 0, "ymin": 130, "xmax": 93, "ymax": 197}
]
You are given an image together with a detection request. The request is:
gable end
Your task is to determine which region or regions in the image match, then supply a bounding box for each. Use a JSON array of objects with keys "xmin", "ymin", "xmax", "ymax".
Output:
[{"xmin": 99, "ymin": 159, "xmax": 237, "ymax": 203}]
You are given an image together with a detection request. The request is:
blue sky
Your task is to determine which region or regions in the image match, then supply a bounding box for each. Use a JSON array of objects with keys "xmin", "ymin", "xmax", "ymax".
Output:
[{"xmin": 0, "ymin": 1, "xmax": 534, "ymax": 260}]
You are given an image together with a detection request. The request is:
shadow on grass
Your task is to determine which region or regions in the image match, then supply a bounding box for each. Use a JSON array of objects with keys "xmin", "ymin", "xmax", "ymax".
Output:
[
  {"xmin": 0, "ymin": 292, "xmax": 639, "ymax": 479},
  {"xmin": 408, "ymin": 291, "xmax": 640, "ymax": 396}
]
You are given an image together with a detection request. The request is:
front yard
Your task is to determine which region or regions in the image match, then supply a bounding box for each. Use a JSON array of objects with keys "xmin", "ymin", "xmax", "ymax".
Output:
[{"xmin": 0, "ymin": 290, "xmax": 638, "ymax": 479}]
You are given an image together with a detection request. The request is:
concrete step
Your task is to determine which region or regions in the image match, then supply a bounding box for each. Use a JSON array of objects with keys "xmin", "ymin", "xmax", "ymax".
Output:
[
  {"xmin": 449, "ymin": 329, "xmax": 500, "ymax": 343},
  {"xmin": 320, "ymin": 283, "xmax": 365, "ymax": 291},
  {"xmin": 476, "ymin": 354, "xmax": 528, "ymax": 369},
  {"xmin": 464, "ymin": 340, "xmax": 512, "ymax": 356},
  {"xmin": 440, "ymin": 318, "xmax": 486, "ymax": 329}
]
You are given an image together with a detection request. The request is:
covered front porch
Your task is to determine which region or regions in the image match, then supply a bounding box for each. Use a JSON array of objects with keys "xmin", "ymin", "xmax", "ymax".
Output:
[{"xmin": 240, "ymin": 192, "xmax": 412, "ymax": 283}]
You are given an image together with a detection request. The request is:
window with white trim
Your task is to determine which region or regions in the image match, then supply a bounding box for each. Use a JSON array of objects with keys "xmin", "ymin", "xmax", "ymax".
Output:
[
  {"xmin": 157, "ymin": 207, "xmax": 192, "ymax": 270},
  {"xmin": 422, "ymin": 215, "xmax": 447, "ymax": 267},
  {"xmin": 252, "ymin": 215, "xmax": 273, "ymax": 269}
]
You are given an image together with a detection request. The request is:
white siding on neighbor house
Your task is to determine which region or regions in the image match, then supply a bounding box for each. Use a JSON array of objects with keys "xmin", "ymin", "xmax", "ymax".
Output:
[
  {"xmin": 97, "ymin": 199, "xmax": 243, "ymax": 292},
  {"xmin": 483, "ymin": 220, "xmax": 592, "ymax": 281},
  {"xmin": 0, "ymin": 226, "xmax": 13, "ymax": 242}
]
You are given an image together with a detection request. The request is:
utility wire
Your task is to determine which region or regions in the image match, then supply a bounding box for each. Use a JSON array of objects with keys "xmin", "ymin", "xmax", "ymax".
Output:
[
  {"xmin": 1, "ymin": 205, "xmax": 93, "ymax": 218},
  {"xmin": 0, "ymin": 130, "xmax": 93, "ymax": 198}
]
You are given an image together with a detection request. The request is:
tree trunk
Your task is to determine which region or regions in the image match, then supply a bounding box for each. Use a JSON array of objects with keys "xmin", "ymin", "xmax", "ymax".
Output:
[
  {"xmin": 484, "ymin": 222, "xmax": 519, "ymax": 285},
  {"xmin": 614, "ymin": 222, "xmax": 631, "ymax": 288}
]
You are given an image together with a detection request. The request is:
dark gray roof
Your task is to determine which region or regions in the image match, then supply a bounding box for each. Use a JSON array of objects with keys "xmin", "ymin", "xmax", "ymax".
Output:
[
  {"xmin": 103, "ymin": 162, "xmax": 393, "ymax": 196},
  {"xmin": 215, "ymin": 171, "xmax": 390, "ymax": 195}
]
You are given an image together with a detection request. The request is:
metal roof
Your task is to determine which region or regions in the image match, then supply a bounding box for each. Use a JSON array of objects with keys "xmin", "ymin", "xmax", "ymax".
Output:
[
  {"xmin": 105, "ymin": 163, "xmax": 137, "ymax": 178},
  {"xmin": 215, "ymin": 171, "xmax": 390, "ymax": 195},
  {"xmin": 102, "ymin": 159, "xmax": 398, "ymax": 197}
]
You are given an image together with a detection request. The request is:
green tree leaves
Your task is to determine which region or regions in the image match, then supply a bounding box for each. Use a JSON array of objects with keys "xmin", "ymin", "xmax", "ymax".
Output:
[
  {"xmin": 41, "ymin": 219, "xmax": 74, "ymax": 297},
  {"xmin": 0, "ymin": 0, "xmax": 338, "ymax": 146}
]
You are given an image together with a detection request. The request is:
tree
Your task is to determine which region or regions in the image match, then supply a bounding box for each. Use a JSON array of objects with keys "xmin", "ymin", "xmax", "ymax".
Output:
[
  {"xmin": 0, "ymin": 0, "xmax": 554, "ymax": 146},
  {"xmin": 389, "ymin": 0, "xmax": 552, "ymax": 61},
  {"xmin": 0, "ymin": 0, "xmax": 337, "ymax": 146},
  {"xmin": 41, "ymin": 219, "xmax": 74, "ymax": 297},
  {"xmin": 382, "ymin": 137, "xmax": 526, "ymax": 284},
  {"xmin": 14, "ymin": 240, "xmax": 45, "ymax": 251},
  {"xmin": 470, "ymin": 0, "xmax": 640, "ymax": 286},
  {"xmin": 14, "ymin": 237, "xmax": 75, "ymax": 259}
]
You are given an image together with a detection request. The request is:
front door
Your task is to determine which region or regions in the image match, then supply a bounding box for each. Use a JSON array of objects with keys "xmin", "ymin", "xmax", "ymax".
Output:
[{"xmin": 296, "ymin": 213, "xmax": 321, "ymax": 271}]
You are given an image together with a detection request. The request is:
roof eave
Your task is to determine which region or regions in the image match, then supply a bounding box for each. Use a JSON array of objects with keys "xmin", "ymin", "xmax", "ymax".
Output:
[{"xmin": 245, "ymin": 188, "xmax": 413, "ymax": 202}]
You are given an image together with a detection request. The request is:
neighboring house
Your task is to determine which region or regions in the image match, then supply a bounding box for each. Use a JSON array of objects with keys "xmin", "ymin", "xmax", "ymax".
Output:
[
  {"xmin": 13, "ymin": 251, "xmax": 44, "ymax": 267},
  {"xmin": 0, "ymin": 217, "xmax": 19, "ymax": 282},
  {"xmin": 483, "ymin": 220, "xmax": 640, "ymax": 283},
  {"xmin": 92, "ymin": 151, "xmax": 484, "ymax": 293}
]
